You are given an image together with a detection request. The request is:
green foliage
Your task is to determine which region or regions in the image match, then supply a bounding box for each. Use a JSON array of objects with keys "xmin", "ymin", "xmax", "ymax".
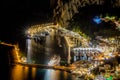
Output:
[{"xmin": 60, "ymin": 60, "xmax": 67, "ymax": 66}]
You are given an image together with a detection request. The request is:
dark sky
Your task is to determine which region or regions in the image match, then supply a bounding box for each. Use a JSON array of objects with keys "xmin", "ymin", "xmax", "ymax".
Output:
[
  {"xmin": 2, "ymin": 0, "xmax": 51, "ymax": 23},
  {"xmin": 1, "ymin": 0, "xmax": 53, "ymax": 43}
]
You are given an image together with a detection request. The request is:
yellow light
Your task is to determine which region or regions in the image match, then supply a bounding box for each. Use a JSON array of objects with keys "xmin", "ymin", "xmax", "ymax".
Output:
[
  {"xmin": 10, "ymin": 65, "xmax": 29, "ymax": 80},
  {"xmin": 32, "ymin": 68, "xmax": 36, "ymax": 79},
  {"xmin": 14, "ymin": 45, "xmax": 21, "ymax": 62}
]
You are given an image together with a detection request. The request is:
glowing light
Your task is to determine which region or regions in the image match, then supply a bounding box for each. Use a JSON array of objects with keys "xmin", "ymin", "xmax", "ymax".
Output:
[
  {"xmin": 44, "ymin": 70, "xmax": 60, "ymax": 80},
  {"xmin": 105, "ymin": 16, "xmax": 115, "ymax": 20},
  {"xmin": 93, "ymin": 16, "xmax": 102, "ymax": 24},
  {"xmin": 32, "ymin": 68, "xmax": 36, "ymax": 79},
  {"xmin": 21, "ymin": 57, "xmax": 27, "ymax": 63},
  {"xmin": 14, "ymin": 45, "xmax": 20, "ymax": 62}
]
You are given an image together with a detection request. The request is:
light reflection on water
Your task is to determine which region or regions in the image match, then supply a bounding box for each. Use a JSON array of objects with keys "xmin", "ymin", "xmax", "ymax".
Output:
[
  {"xmin": 9, "ymin": 65, "xmax": 74, "ymax": 80},
  {"xmin": 44, "ymin": 70, "xmax": 60, "ymax": 80},
  {"xmin": 10, "ymin": 65, "xmax": 28, "ymax": 80}
]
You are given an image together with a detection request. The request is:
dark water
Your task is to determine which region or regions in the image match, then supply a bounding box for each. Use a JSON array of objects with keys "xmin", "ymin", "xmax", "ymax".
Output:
[{"xmin": 5, "ymin": 65, "xmax": 74, "ymax": 80}]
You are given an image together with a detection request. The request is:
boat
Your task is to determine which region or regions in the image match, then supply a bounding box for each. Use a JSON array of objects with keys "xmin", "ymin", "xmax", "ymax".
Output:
[{"xmin": 48, "ymin": 55, "xmax": 61, "ymax": 66}]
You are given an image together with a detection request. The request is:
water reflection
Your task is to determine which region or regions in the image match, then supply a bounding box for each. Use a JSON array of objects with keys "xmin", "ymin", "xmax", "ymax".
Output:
[
  {"xmin": 10, "ymin": 65, "xmax": 28, "ymax": 80},
  {"xmin": 44, "ymin": 70, "xmax": 60, "ymax": 80},
  {"xmin": 9, "ymin": 65, "xmax": 74, "ymax": 80},
  {"xmin": 32, "ymin": 68, "xmax": 36, "ymax": 79}
]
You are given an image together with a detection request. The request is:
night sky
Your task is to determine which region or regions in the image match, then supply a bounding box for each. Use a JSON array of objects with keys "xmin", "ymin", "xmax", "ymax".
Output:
[{"xmin": 1, "ymin": 0, "xmax": 53, "ymax": 43}]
